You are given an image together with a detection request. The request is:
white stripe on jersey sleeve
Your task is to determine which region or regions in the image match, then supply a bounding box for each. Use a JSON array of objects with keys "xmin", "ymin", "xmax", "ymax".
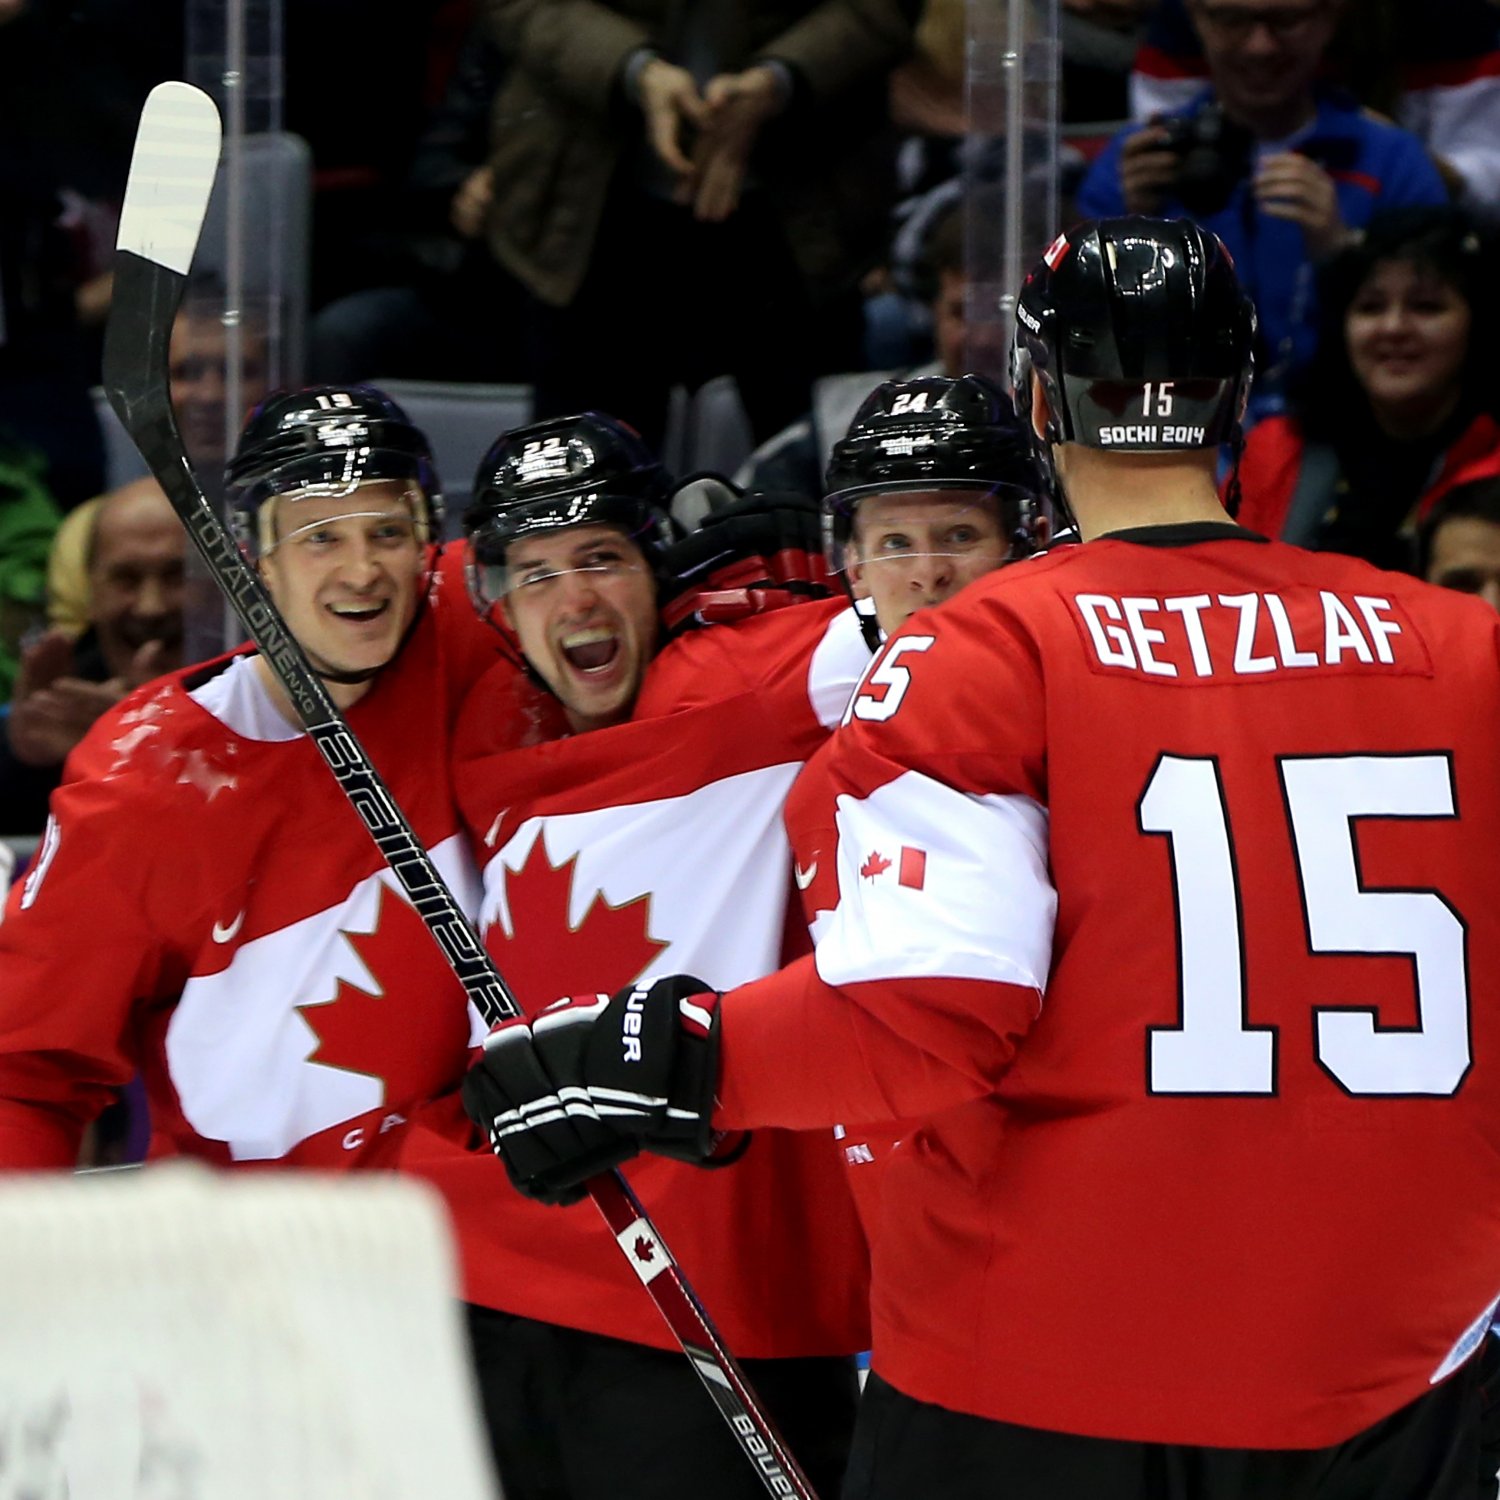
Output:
[
  {"xmin": 807, "ymin": 607, "xmax": 876, "ymax": 731},
  {"xmin": 811, "ymin": 769, "xmax": 1056, "ymax": 990}
]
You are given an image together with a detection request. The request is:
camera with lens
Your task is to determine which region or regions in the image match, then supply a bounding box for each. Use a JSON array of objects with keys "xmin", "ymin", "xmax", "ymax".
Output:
[{"xmin": 1158, "ymin": 103, "xmax": 1254, "ymax": 218}]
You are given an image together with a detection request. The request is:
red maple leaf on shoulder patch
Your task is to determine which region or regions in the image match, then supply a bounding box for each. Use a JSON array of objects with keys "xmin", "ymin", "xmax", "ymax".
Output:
[
  {"xmin": 490, "ymin": 839, "xmax": 668, "ymax": 1014},
  {"xmin": 296, "ymin": 885, "xmax": 472, "ymax": 1091},
  {"xmin": 632, "ymin": 1234, "xmax": 656, "ymax": 1264},
  {"xmin": 860, "ymin": 850, "xmax": 891, "ymax": 881}
]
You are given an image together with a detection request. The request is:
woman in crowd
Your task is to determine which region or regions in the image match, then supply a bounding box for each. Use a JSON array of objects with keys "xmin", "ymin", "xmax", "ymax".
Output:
[{"xmin": 1237, "ymin": 206, "xmax": 1500, "ymax": 571}]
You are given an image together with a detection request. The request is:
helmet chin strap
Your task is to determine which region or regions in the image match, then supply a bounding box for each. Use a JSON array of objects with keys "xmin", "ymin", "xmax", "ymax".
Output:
[
  {"xmin": 836, "ymin": 570, "xmax": 884, "ymax": 654},
  {"xmin": 1040, "ymin": 455, "xmax": 1078, "ymax": 540},
  {"xmin": 1222, "ymin": 425, "xmax": 1247, "ymax": 520}
]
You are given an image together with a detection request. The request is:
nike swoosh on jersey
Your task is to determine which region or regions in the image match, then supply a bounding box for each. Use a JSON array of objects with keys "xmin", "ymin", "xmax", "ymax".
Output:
[
  {"xmin": 794, "ymin": 859, "xmax": 818, "ymax": 890},
  {"xmin": 211, "ymin": 909, "xmax": 246, "ymax": 945}
]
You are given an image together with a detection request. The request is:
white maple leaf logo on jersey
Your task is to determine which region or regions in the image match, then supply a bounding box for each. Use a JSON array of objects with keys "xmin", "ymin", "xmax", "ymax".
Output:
[{"xmin": 165, "ymin": 835, "xmax": 479, "ymax": 1160}]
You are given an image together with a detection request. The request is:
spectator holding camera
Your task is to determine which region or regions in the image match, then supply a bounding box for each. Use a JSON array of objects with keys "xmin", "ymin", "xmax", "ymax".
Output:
[
  {"xmin": 1077, "ymin": 0, "xmax": 1448, "ymax": 416},
  {"xmin": 1130, "ymin": 0, "xmax": 1500, "ymax": 222},
  {"xmin": 1236, "ymin": 207, "xmax": 1500, "ymax": 571}
]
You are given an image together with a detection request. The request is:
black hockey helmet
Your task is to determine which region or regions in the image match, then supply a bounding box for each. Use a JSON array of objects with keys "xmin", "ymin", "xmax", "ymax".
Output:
[
  {"xmin": 823, "ymin": 372, "xmax": 1041, "ymax": 569},
  {"xmin": 1011, "ymin": 217, "xmax": 1255, "ymax": 457},
  {"xmin": 225, "ymin": 383, "xmax": 442, "ymax": 557},
  {"xmin": 464, "ymin": 412, "xmax": 675, "ymax": 604}
]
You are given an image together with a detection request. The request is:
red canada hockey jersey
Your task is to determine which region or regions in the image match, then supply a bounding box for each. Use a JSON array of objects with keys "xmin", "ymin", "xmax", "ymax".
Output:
[
  {"xmin": 717, "ymin": 525, "xmax": 1500, "ymax": 1447},
  {"xmin": 0, "ymin": 568, "xmax": 504, "ymax": 1170},
  {"xmin": 398, "ymin": 598, "xmax": 876, "ymax": 1357}
]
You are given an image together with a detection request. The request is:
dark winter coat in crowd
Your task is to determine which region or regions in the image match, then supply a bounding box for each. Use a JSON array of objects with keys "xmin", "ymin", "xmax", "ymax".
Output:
[{"xmin": 478, "ymin": 0, "xmax": 919, "ymax": 308}]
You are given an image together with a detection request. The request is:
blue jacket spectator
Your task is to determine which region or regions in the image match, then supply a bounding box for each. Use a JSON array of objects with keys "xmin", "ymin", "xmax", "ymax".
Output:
[
  {"xmin": 1078, "ymin": 86, "xmax": 1446, "ymax": 415},
  {"xmin": 1130, "ymin": 0, "xmax": 1500, "ymax": 220},
  {"xmin": 1077, "ymin": 0, "xmax": 1448, "ymax": 418}
]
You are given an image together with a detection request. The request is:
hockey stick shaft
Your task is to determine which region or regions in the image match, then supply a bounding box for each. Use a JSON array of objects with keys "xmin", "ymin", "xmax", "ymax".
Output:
[{"xmin": 102, "ymin": 83, "xmax": 816, "ymax": 1500}]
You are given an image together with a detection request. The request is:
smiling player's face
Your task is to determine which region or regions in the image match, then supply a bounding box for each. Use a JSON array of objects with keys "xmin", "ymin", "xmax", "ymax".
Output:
[{"xmin": 258, "ymin": 481, "xmax": 425, "ymax": 702}]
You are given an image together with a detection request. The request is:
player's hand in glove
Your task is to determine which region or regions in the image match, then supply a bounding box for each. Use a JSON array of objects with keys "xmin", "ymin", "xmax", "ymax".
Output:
[
  {"xmin": 658, "ymin": 487, "xmax": 832, "ymax": 634},
  {"xmin": 461, "ymin": 976, "xmax": 725, "ymax": 1204},
  {"xmin": 576, "ymin": 974, "xmax": 724, "ymax": 1164},
  {"xmin": 460, "ymin": 1008, "xmax": 641, "ymax": 1206}
]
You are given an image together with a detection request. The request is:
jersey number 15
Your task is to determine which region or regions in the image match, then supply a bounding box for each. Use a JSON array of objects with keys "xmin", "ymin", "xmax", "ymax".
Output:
[{"xmin": 1139, "ymin": 752, "xmax": 1468, "ymax": 1098}]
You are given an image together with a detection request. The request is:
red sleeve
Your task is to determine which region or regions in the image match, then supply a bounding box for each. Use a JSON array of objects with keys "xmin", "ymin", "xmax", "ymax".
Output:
[
  {"xmin": 0, "ymin": 1100, "xmax": 84, "ymax": 1168},
  {"xmin": 1232, "ymin": 417, "xmax": 1303, "ymax": 539},
  {"xmin": 454, "ymin": 654, "xmax": 568, "ymax": 761},
  {"xmin": 429, "ymin": 541, "xmax": 509, "ymax": 707},
  {"xmin": 0, "ymin": 778, "xmax": 186, "ymax": 1166},
  {"xmin": 633, "ymin": 600, "xmax": 851, "ymax": 726},
  {"xmin": 716, "ymin": 955, "xmax": 1037, "ymax": 1130},
  {"xmin": 631, "ymin": 618, "xmax": 764, "ymax": 716},
  {"xmin": 451, "ymin": 656, "xmax": 572, "ymax": 871}
]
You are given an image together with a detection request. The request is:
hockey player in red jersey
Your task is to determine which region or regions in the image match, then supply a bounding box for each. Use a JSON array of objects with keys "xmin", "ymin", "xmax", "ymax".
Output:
[
  {"xmin": 811, "ymin": 372, "xmax": 1046, "ymax": 1233},
  {"xmin": 423, "ymin": 397, "xmax": 1044, "ymax": 1499},
  {"xmin": 467, "ymin": 220, "xmax": 1500, "ymax": 1499},
  {"xmin": 0, "ymin": 385, "xmax": 502, "ymax": 1170},
  {"xmin": 396, "ymin": 412, "xmax": 874, "ymax": 1500}
]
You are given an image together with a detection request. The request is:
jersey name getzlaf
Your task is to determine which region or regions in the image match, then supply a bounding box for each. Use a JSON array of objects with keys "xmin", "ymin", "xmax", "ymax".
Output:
[{"xmin": 1072, "ymin": 587, "xmax": 1418, "ymax": 679}]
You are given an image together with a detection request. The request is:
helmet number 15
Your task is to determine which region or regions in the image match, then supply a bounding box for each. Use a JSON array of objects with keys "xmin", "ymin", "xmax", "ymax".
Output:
[
  {"xmin": 1138, "ymin": 752, "xmax": 1469, "ymax": 1098},
  {"xmin": 1142, "ymin": 381, "xmax": 1175, "ymax": 417}
]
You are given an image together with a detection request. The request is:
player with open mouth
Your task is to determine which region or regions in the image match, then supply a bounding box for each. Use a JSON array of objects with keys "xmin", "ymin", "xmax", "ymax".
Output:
[
  {"xmin": 495, "ymin": 522, "xmax": 661, "ymax": 734},
  {"xmin": 0, "ymin": 383, "xmax": 502, "ymax": 1181}
]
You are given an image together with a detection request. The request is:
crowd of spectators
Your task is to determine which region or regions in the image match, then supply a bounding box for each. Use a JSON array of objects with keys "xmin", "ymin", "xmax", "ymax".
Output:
[
  {"xmin": 6, "ymin": 0, "xmax": 1500, "ymax": 844},
  {"xmin": 1076, "ymin": 0, "xmax": 1451, "ymax": 414}
]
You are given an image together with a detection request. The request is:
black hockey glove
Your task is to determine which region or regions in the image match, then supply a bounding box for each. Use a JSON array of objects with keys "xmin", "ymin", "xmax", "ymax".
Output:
[
  {"xmin": 462, "ymin": 976, "xmax": 726, "ymax": 1204},
  {"xmin": 568, "ymin": 975, "xmax": 724, "ymax": 1166},
  {"xmin": 460, "ymin": 1010, "xmax": 640, "ymax": 1207},
  {"xmin": 658, "ymin": 490, "xmax": 833, "ymax": 635}
]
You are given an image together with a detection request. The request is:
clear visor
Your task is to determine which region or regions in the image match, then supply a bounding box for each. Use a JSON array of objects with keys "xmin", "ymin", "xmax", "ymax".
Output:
[
  {"xmin": 235, "ymin": 453, "xmax": 432, "ymax": 556},
  {"xmin": 826, "ymin": 485, "xmax": 1022, "ymax": 578},
  {"xmin": 256, "ymin": 478, "xmax": 429, "ymax": 557},
  {"xmin": 468, "ymin": 522, "xmax": 648, "ymax": 606}
]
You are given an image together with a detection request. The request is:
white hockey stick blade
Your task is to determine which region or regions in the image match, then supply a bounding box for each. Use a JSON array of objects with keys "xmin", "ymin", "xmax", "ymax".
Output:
[{"xmin": 115, "ymin": 81, "xmax": 221, "ymax": 274}]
